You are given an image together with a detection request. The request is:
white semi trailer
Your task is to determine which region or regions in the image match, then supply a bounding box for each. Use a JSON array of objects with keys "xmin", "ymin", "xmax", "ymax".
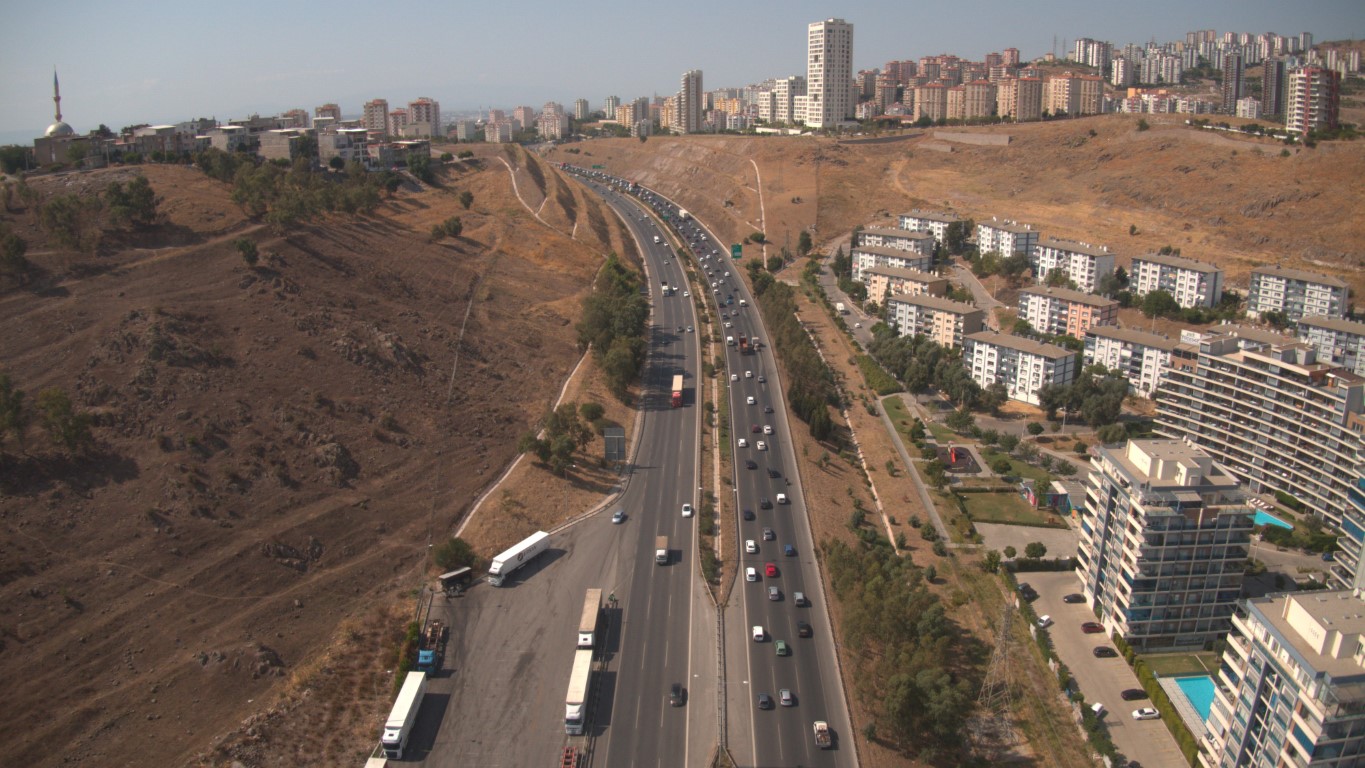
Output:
[
  {"xmin": 380, "ymin": 671, "xmax": 427, "ymax": 759},
  {"xmin": 488, "ymin": 531, "xmax": 550, "ymax": 586}
]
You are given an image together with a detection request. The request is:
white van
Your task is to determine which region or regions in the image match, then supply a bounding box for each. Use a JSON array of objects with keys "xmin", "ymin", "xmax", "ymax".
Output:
[
  {"xmin": 726, "ymin": 336, "xmax": 735, "ymax": 346},
  {"xmin": 653, "ymin": 235, "xmax": 661, "ymax": 244},
  {"xmin": 776, "ymin": 493, "xmax": 788, "ymax": 505},
  {"xmin": 752, "ymin": 626, "xmax": 765, "ymax": 642}
]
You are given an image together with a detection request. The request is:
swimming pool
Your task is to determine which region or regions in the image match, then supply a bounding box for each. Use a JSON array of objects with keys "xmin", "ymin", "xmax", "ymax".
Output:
[
  {"xmin": 1175, "ymin": 675, "xmax": 1216, "ymax": 721},
  {"xmin": 1253, "ymin": 510, "xmax": 1294, "ymax": 530}
]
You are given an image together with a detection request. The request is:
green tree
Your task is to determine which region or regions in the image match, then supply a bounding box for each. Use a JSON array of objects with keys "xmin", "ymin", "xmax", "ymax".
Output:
[
  {"xmin": 234, "ymin": 237, "xmax": 259, "ymax": 267},
  {"xmin": 457, "ymin": 150, "xmax": 474, "ymax": 159},
  {"xmin": 0, "ymin": 373, "xmax": 29, "ymax": 449},
  {"xmin": 766, "ymin": 255, "xmax": 783, "ymax": 272},
  {"xmin": 0, "ymin": 223, "xmax": 31, "ymax": 282},
  {"xmin": 982, "ymin": 549, "xmax": 1002, "ymax": 573},
  {"xmin": 1096, "ymin": 423, "xmax": 1127, "ymax": 444},
  {"xmin": 66, "ymin": 143, "xmax": 89, "ymax": 165},
  {"xmin": 442, "ymin": 216, "xmax": 463, "ymax": 238},
  {"xmin": 432, "ymin": 537, "xmax": 478, "ymax": 570},
  {"xmin": 36, "ymin": 387, "xmax": 93, "ymax": 454},
  {"xmin": 991, "ymin": 456, "xmax": 1012, "ymax": 474},
  {"xmin": 1140, "ymin": 289, "xmax": 1180, "ymax": 319},
  {"xmin": 458, "ymin": 190, "xmax": 474, "ymax": 209},
  {"xmin": 105, "ymin": 176, "xmax": 162, "ymax": 228},
  {"xmin": 39, "ymin": 193, "xmax": 100, "ymax": 251},
  {"xmin": 1024, "ymin": 541, "xmax": 1048, "ymax": 559},
  {"xmin": 1137, "ymin": 118, "xmax": 1150, "ymax": 131},
  {"xmin": 1026, "ymin": 421, "xmax": 1045, "ymax": 436},
  {"xmin": 945, "ymin": 408, "xmax": 975, "ymax": 433},
  {"xmin": 440, "ymin": 152, "xmax": 454, "ymax": 162},
  {"xmin": 329, "ymin": 156, "xmax": 345, "ymax": 170},
  {"xmin": 998, "ymin": 433, "xmax": 1020, "ymax": 452},
  {"xmin": 1003, "ymin": 545, "xmax": 1016, "ymax": 559},
  {"xmin": 0, "ymin": 146, "xmax": 34, "ymax": 174},
  {"xmin": 579, "ymin": 402, "xmax": 605, "ymax": 422},
  {"xmin": 797, "ymin": 230, "xmax": 812, "ymax": 256},
  {"xmin": 408, "ymin": 153, "xmax": 434, "ymax": 183}
]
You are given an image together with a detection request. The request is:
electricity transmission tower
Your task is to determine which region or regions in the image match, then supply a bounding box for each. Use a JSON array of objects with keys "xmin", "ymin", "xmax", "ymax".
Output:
[{"xmin": 970, "ymin": 602, "xmax": 1017, "ymax": 758}]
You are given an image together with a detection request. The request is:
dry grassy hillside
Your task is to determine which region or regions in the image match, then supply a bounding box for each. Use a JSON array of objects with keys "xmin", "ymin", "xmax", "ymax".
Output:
[
  {"xmin": 0, "ymin": 151, "xmax": 627, "ymax": 767},
  {"xmin": 549, "ymin": 114, "xmax": 1365, "ymax": 296}
]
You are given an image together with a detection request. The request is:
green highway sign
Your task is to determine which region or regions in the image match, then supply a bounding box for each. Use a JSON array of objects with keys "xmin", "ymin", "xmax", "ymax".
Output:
[
  {"xmin": 731, "ymin": 243, "xmax": 742, "ymax": 260},
  {"xmin": 591, "ymin": 164, "xmax": 604, "ymax": 169}
]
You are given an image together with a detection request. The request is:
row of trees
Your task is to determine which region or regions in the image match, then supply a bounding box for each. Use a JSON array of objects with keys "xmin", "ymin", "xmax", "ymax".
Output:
[
  {"xmin": 1035, "ymin": 365, "xmax": 1130, "ymax": 426},
  {"xmin": 195, "ymin": 149, "xmax": 394, "ymax": 230},
  {"xmin": 576, "ymin": 254, "xmax": 649, "ymax": 399},
  {"xmin": 866, "ymin": 328, "xmax": 992, "ymax": 411},
  {"xmin": 758, "ymin": 267, "xmax": 839, "ymax": 440},
  {"xmin": 823, "ymin": 537, "xmax": 974, "ymax": 760}
]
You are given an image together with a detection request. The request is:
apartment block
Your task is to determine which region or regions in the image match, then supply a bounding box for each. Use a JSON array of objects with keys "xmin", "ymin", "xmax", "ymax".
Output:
[
  {"xmin": 1030, "ymin": 237, "xmax": 1115, "ymax": 294},
  {"xmin": 887, "ymin": 294, "xmax": 983, "ymax": 349},
  {"xmin": 856, "ymin": 227, "xmax": 935, "ymax": 256},
  {"xmin": 407, "ymin": 97, "xmax": 440, "ymax": 137},
  {"xmin": 314, "ymin": 103, "xmax": 342, "ymax": 123},
  {"xmin": 996, "ymin": 77, "xmax": 1043, "ymax": 121},
  {"xmin": 1075, "ymin": 440, "xmax": 1252, "ymax": 651},
  {"xmin": 1298, "ymin": 315, "xmax": 1365, "ymax": 376},
  {"xmin": 852, "ymin": 245, "xmax": 933, "ymax": 282},
  {"xmin": 963, "ymin": 80, "xmax": 998, "ymax": 119},
  {"xmin": 964, "ymin": 331, "xmax": 1078, "ymax": 405},
  {"xmin": 863, "ymin": 266, "xmax": 947, "ymax": 306},
  {"xmin": 1286, "ymin": 66, "xmax": 1341, "ymax": 136},
  {"xmin": 362, "ymin": 99, "xmax": 389, "ymax": 135},
  {"xmin": 806, "ymin": 18, "xmax": 854, "ymax": 128},
  {"xmin": 913, "ymin": 83, "xmax": 948, "ymax": 123},
  {"xmin": 318, "ymin": 128, "xmax": 370, "ymax": 168},
  {"xmin": 1155, "ymin": 328, "xmax": 1365, "ymax": 533},
  {"xmin": 976, "ymin": 218, "xmax": 1040, "ymax": 256},
  {"xmin": 678, "ymin": 69, "xmax": 703, "ymax": 133},
  {"xmin": 1084, "ymin": 326, "xmax": 1178, "ymax": 398},
  {"xmin": 1017, "ymin": 286, "xmax": 1118, "ymax": 338},
  {"xmin": 483, "ymin": 121, "xmax": 513, "ymax": 143},
  {"xmin": 512, "ymin": 106, "xmax": 536, "ymax": 131},
  {"xmin": 1246, "ymin": 265, "xmax": 1349, "ymax": 320},
  {"xmin": 1130, "ymin": 252, "xmax": 1225, "ymax": 309},
  {"xmin": 897, "ymin": 210, "xmax": 963, "ymax": 247},
  {"xmin": 1200, "ymin": 591, "xmax": 1365, "ymax": 768},
  {"xmin": 772, "ymin": 76, "xmax": 806, "ymax": 123}
]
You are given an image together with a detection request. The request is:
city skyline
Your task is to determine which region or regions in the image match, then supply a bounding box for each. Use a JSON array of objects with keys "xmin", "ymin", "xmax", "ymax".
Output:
[{"xmin": 1, "ymin": 0, "xmax": 1362, "ymax": 144}]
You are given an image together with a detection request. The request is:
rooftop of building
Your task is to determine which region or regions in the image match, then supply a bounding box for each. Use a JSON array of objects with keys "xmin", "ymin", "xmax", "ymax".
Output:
[
  {"xmin": 864, "ymin": 265, "xmax": 946, "ymax": 282},
  {"xmin": 853, "ymin": 244, "xmax": 935, "ymax": 259},
  {"xmin": 1133, "ymin": 252, "xmax": 1222, "ymax": 273},
  {"xmin": 1246, "ymin": 590, "xmax": 1365, "ymax": 682},
  {"xmin": 1298, "ymin": 315, "xmax": 1365, "ymax": 336},
  {"xmin": 1018, "ymin": 285, "xmax": 1118, "ymax": 307},
  {"xmin": 965, "ymin": 330, "xmax": 1075, "ymax": 359},
  {"xmin": 1097, "ymin": 439, "xmax": 1245, "ymax": 506},
  {"xmin": 977, "ymin": 217, "xmax": 1037, "ymax": 234},
  {"xmin": 1087, "ymin": 325, "xmax": 1179, "ymax": 350},
  {"xmin": 899, "ymin": 209, "xmax": 963, "ymax": 224},
  {"xmin": 1035, "ymin": 237, "xmax": 1111, "ymax": 257},
  {"xmin": 859, "ymin": 226, "xmax": 934, "ymax": 240},
  {"xmin": 1252, "ymin": 265, "xmax": 1349, "ymax": 288},
  {"xmin": 888, "ymin": 292, "xmax": 981, "ymax": 314}
]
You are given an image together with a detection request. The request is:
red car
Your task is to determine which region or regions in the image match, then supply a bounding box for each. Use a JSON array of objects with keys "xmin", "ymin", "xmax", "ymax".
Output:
[
  {"xmin": 1082, "ymin": 622, "xmax": 1104, "ymax": 634},
  {"xmin": 751, "ymin": 424, "xmax": 761, "ymax": 433},
  {"xmin": 764, "ymin": 562, "xmax": 778, "ymax": 577}
]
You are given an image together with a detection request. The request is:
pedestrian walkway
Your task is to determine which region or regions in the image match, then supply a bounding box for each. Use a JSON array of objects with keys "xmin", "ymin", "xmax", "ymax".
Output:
[
  {"xmin": 1158, "ymin": 676, "xmax": 1208, "ymax": 739},
  {"xmin": 876, "ymin": 393, "xmax": 952, "ymax": 543}
]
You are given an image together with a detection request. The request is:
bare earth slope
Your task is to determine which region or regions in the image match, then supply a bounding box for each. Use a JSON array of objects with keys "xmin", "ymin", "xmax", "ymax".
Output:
[{"xmin": 0, "ymin": 154, "xmax": 625, "ymax": 767}]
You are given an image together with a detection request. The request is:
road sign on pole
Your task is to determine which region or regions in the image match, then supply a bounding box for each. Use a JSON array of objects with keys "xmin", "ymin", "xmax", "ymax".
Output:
[{"xmin": 731, "ymin": 243, "xmax": 742, "ymax": 260}]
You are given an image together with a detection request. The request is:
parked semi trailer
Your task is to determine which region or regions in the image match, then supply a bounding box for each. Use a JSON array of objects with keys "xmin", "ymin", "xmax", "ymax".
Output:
[{"xmin": 488, "ymin": 531, "xmax": 550, "ymax": 586}]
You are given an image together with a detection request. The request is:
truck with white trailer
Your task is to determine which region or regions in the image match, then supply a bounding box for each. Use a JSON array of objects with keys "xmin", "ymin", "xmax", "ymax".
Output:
[
  {"xmin": 487, "ymin": 530, "xmax": 550, "ymax": 586},
  {"xmin": 564, "ymin": 648, "xmax": 594, "ymax": 735},
  {"xmin": 578, "ymin": 588, "xmax": 602, "ymax": 649},
  {"xmin": 655, "ymin": 535, "xmax": 669, "ymax": 565},
  {"xmin": 380, "ymin": 671, "xmax": 428, "ymax": 759}
]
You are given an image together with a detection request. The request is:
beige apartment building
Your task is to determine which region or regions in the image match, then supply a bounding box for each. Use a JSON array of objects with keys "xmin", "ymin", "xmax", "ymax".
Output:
[
  {"xmin": 852, "ymin": 245, "xmax": 934, "ymax": 282},
  {"xmin": 863, "ymin": 266, "xmax": 947, "ymax": 305},
  {"xmin": 1017, "ymin": 286, "xmax": 1118, "ymax": 337},
  {"xmin": 362, "ymin": 98, "xmax": 389, "ymax": 135},
  {"xmin": 887, "ymin": 294, "xmax": 983, "ymax": 349}
]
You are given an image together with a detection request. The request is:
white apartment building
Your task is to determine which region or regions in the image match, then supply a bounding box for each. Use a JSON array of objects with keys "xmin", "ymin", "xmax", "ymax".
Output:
[
  {"xmin": 1155, "ymin": 328, "xmax": 1365, "ymax": 541},
  {"xmin": 1030, "ymin": 237, "xmax": 1115, "ymax": 294},
  {"xmin": 855, "ymin": 227, "xmax": 935, "ymax": 255},
  {"xmin": 1084, "ymin": 326, "xmax": 1177, "ymax": 398},
  {"xmin": 805, "ymin": 18, "xmax": 854, "ymax": 128},
  {"xmin": 1246, "ymin": 265, "xmax": 1350, "ymax": 320},
  {"xmin": 852, "ymin": 245, "xmax": 933, "ymax": 282},
  {"xmin": 886, "ymin": 294, "xmax": 984, "ymax": 349},
  {"xmin": 362, "ymin": 98, "xmax": 389, "ymax": 135},
  {"xmin": 1017, "ymin": 286, "xmax": 1118, "ymax": 338},
  {"xmin": 537, "ymin": 103, "xmax": 570, "ymax": 140},
  {"xmin": 862, "ymin": 266, "xmax": 947, "ymax": 306},
  {"xmin": 1200, "ymin": 591, "xmax": 1365, "ymax": 768},
  {"xmin": 897, "ymin": 210, "xmax": 964, "ymax": 248},
  {"xmin": 773, "ymin": 76, "xmax": 806, "ymax": 124},
  {"xmin": 975, "ymin": 218, "xmax": 1040, "ymax": 256},
  {"xmin": 573, "ymin": 99, "xmax": 589, "ymax": 121},
  {"xmin": 1298, "ymin": 315, "xmax": 1365, "ymax": 376},
  {"xmin": 1075, "ymin": 440, "xmax": 1252, "ymax": 651},
  {"xmin": 1130, "ymin": 252, "xmax": 1225, "ymax": 309},
  {"xmin": 484, "ymin": 121, "xmax": 513, "ymax": 143},
  {"xmin": 318, "ymin": 128, "xmax": 371, "ymax": 168},
  {"xmin": 678, "ymin": 69, "xmax": 703, "ymax": 133},
  {"xmin": 964, "ymin": 331, "xmax": 1078, "ymax": 405}
]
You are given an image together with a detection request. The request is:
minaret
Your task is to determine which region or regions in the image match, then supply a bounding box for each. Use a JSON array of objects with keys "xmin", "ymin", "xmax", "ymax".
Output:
[{"xmin": 53, "ymin": 69, "xmax": 62, "ymax": 123}]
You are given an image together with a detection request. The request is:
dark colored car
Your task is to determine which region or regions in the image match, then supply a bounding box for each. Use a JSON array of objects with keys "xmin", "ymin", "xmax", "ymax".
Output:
[
  {"xmin": 1081, "ymin": 622, "xmax": 1104, "ymax": 634},
  {"xmin": 760, "ymin": 497, "xmax": 773, "ymax": 510},
  {"xmin": 742, "ymin": 508, "xmax": 755, "ymax": 521},
  {"xmin": 669, "ymin": 683, "xmax": 686, "ymax": 706},
  {"xmin": 751, "ymin": 424, "xmax": 761, "ymax": 433},
  {"xmin": 757, "ymin": 692, "xmax": 773, "ymax": 709},
  {"xmin": 767, "ymin": 468, "xmax": 781, "ymax": 479},
  {"xmin": 783, "ymin": 544, "xmax": 796, "ymax": 557},
  {"xmin": 1121, "ymin": 688, "xmax": 1148, "ymax": 701},
  {"xmin": 797, "ymin": 620, "xmax": 813, "ymax": 637},
  {"xmin": 763, "ymin": 405, "xmax": 774, "ymax": 413},
  {"xmin": 1062, "ymin": 593, "xmax": 1086, "ymax": 604},
  {"xmin": 1017, "ymin": 583, "xmax": 1038, "ymax": 601},
  {"xmin": 1093, "ymin": 646, "xmax": 1119, "ymax": 658},
  {"xmin": 745, "ymin": 459, "xmax": 758, "ymax": 469}
]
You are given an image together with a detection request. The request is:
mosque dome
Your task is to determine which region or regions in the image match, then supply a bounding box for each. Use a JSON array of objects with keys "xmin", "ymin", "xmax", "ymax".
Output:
[{"xmin": 46, "ymin": 121, "xmax": 75, "ymax": 138}]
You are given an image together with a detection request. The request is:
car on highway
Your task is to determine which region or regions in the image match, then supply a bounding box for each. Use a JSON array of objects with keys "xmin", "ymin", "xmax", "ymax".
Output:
[
  {"xmin": 611, "ymin": 509, "xmax": 626, "ymax": 524},
  {"xmin": 762, "ymin": 527, "xmax": 775, "ymax": 540},
  {"xmin": 779, "ymin": 689, "xmax": 793, "ymax": 707},
  {"xmin": 757, "ymin": 693, "xmax": 773, "ymax": 710},
  {"xmin": 760, "ymin": 497, "xmax": 772, "ymax": 509},
  {"xmin": 747, "ymin": 396, "xmax": 756, "ymax": 405},
  {"xmin": 738, "ymin": 438, "xmax": 748, "ymax": 448},
  {"xmin": 763, "ymin": 425, "xmax": 773, "ymax": 434},
  {"xmin": 784, "ymin": 544, "xmax": 796, "ymax": 557},
  {"xmin": 756, "ymin": 441, "xmax": 767, "ymax": 451},
  {"xmin": 775, "ymin": 639, "xmax": 789, "ymax": 656},
  {"xmin": 745, "ymin": 567, "xmax": 757, "ymax": 582},
  {"xmin": 776, "ymin": 493, "xmax": 788, "ymax": 504},
  {"xmin": 682, "ymin": 503, "xmax": 693, "ymax": 518},
  {"xmin": 1037, "ymin": 615, "xmax": 1053, "ymax": 629},
  {"xmin": 686, "ymin": 325, "xmax": 693, "ymax": 332},
  {"xmin": 683, "ymin": 291, "xmax": 690, "ymax": 297},
  {"xmin": 1093, "ymin": 646, "xmax": 1119, "ymax": 658},
  {"xmin": 676, "ymin": 326, "xmax": 683, "ymax": 333},
  {"xmin": 1081, "ymin": 622, "xmax": 1104, "ymax": 634},
  {"xmin": 768, "ymin": 586, "xmax": 781, "ymax": 601},
  {"xmin": 793, "ymin": 590, "xmax": 807, "ymax": 606},
  {"xmin": 751, "ymin": 424, "xmax": 761, "ymax": 433},
  {"xmin": 730, "ymin": 373, "xmax": 738, "ymax": 381},
  {"xmin": 767, "ymin": 468, "xmax": 780, "ymax": 479},
  {"xmin": 745, "ymin": 370, "xmax": 752, "ymax": 378},
  {"xmin": 746, "ymin": 539, "xmax": 757, "ymax": 554},
  {"xmin": 669, "ymin": 683, "xmax": 686, "ymax": 707},
  {"xmin": 765, "ymin": 562, "xmax": 778, "ymax": 577},
  {"xmin": 764, "ymin": 405, "xmax": 774, "ymax": 413},
  {"xmin": 752, "ymin": 626, "xmax": 765, "ymax": 641},
  {"xmin": 1121, "ymin": 688, "xmax": 1148, "ymax": 701},
  {"xmin": 854, "ymin": 322, "xmax": 861, "ymax": 328},
  {"xmin": 1063, "ymin": 593, "xmax": 1085, "ymax": 603},
  {"xmin": 757, "ymin": 375, "xmax": 766, "ymax": 383},
  {"xmin": 797, "ymin": 620, "xmax": 812, "ymax": 637},
  {"xmin": 724, "ymin": 322, "xmax": 732, "ymax": 328},
  {"xmin": 742, "ymin": 508, "xmax": 755, "ymax": 520},
  {"xmin": 1131, "ymin": 707, "xmax": 1159, "ymax": 721},
  {"xmin": 745, "ymin": 459, "xmax": 758, "ymax": 469}
]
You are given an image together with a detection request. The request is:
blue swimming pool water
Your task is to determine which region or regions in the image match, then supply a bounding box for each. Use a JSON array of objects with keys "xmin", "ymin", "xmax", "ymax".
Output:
[
  {"xmin": 1175, "ymin": 675, "xmax": 1216, "ymax": 721},
  {"xmin": 1253, "ymin": 510, "xmax": 1294, "ymax": 530}
]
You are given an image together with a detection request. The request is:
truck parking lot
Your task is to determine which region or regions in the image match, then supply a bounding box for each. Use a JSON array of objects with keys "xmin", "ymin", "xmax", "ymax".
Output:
[{"xmin": 1022, "ymin": 571, "xmax": 1188, "ymax": 768}]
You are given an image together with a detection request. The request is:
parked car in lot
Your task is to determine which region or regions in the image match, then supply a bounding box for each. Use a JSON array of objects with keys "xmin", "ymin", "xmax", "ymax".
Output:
[
  {"xmin": 1081, "ymin": 622, "xmax": 1104, "ymax": 634},
  {"xmin": 1062, "ymin": 593, "xmax": 1085, "ymax": 604},
  {"xmin": 1018, "ymin": 582, "xmax": 1038, "ymax": 601},
  {"xmin": 1036, "ymin": 615, "xmax": 1053, "ymax": 629},
  {"xmin": 1121, "ymin": 688, "xmax": 1148, "ymax": 701},
  {"xmin": 1093, "ymin": 646, "xmax": 1119, "ymax": 658},
  {"xmin": 1132, "ymin": 707, "xmax": 1159, "ymax": 721}
]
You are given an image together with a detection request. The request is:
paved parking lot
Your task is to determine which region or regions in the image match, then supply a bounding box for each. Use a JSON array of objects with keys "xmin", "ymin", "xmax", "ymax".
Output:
[{"xmin": 1021, "ymin": 571, "xmax": 1187, "ymax": 768}]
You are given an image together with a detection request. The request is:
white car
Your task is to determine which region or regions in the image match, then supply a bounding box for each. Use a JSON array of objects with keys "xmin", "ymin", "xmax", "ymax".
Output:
[
  {"xmin": 1132, "ymin": 708, "xmax": 1159, "ymax": 721},
  {"xmin": 747, "ymin": 396, "xmax": 756, "ymax": 405},
  {"xmin": 737, "ymin": 438, "xmax": 748, "ymax": 448},
  {"xmin": 745, "ymin": 539, "xmax": 757, "ymax": 554},
  {"xmin": 686, "ymin": 325, "xmax": 694, "ymax": 333},
  {"xmin": 746, "ymin": 568, "xmax": 757, "ymax": 582},
  {"xmin": 756, "ymin": 441, "xmax": 767, "ymax": 451},
  {"xmin": 731, "ymin": 373, "xmax": 739, "ymax": 382},
  {"xmin": 724, "ymin": 322, "xmax": 732, "ymax": 328},
  {"xmin": 763, "ymin": 425, "xmax": 773, "ymax": 434},
  {"xmin": 1037, "ymin": 615, "xmax": 1054, "ymax": 629},
  {"xmin": 681, "ymin": 503, "xmax": 693, "ymax": 518},
  {"xmin": 744, "ymin": 370, "xmax": 753, "ymax": 378},
  {"xmin": 683, "ymin": 291, "xmax": 690, "ymax": 297},
  {"xmin": 776, "ymin": 492, "xmax": 788, "ymax": 504}
]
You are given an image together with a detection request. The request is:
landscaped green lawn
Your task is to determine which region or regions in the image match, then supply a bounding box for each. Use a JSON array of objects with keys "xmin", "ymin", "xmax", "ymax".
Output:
[
  {"xmin": 1142, "ymin": 651, "xmax": 1221, "ymax": 677},
  {"xmin": 979, "ymin": 448, "xmax": 1055, "ymax": 484},
  {"xmin": 960, "ymin": 491, "xmax": 1068, "ymax": 528}
]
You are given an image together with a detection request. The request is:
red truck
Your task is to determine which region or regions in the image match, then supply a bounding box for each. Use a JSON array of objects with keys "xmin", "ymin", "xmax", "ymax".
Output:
[{"xmin": 671, "ymin": 374, "xmax": 684, "ymax": 408}]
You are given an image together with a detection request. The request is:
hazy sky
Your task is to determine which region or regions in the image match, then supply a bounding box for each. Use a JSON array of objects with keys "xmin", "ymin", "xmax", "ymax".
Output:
[{"xmin": 2, "ymin": 0, "xmax": 1360, "ymax": 143}]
